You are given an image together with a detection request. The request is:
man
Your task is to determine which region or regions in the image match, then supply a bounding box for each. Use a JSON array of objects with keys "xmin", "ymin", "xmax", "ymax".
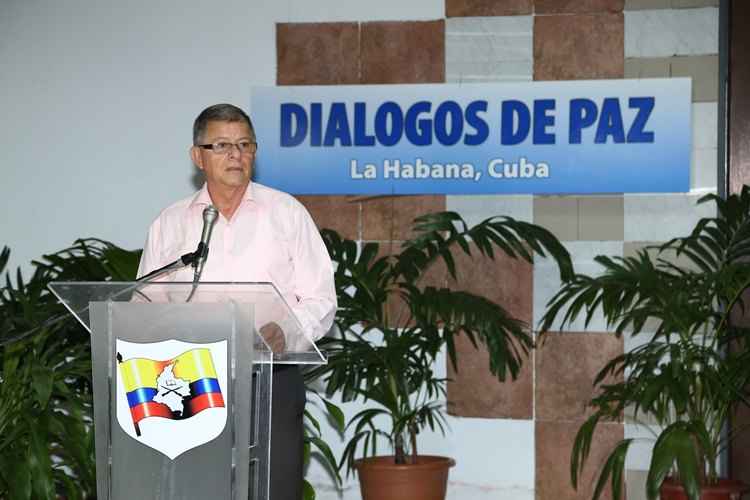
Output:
[{"xmin": 137, "ymin": 103, "xmax": 337, "ymax": 499}]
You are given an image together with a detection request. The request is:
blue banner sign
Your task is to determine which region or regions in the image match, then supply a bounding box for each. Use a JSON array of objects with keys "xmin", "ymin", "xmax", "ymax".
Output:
[{"xmin": 250, "ymin": 80, "xmax": 691, "ymax": 195}]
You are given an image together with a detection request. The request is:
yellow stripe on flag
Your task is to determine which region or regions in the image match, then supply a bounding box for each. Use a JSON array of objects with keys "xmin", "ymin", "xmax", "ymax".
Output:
[
  {"xmin": 119, "ymin": 358, "xmax": 162, "ymax": 392},
  {"xmin": 172, "ymin": 348, "xmax": 218, "ymax": 382}
]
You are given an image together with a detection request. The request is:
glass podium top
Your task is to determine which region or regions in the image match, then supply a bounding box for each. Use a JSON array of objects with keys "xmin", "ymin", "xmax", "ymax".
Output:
[{"xmin": 48, "ymin": 281, "xmax": 326, "ymax": 365}]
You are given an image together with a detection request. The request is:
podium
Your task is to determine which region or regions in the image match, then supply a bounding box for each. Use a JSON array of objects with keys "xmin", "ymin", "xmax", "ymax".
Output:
[{"xmin": 48, "ymin": 281, "xmax": 326, "ymax": 500}]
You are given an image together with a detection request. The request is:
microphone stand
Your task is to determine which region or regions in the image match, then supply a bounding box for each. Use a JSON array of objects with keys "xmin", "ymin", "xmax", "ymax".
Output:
[{"xmin": 137, "ymin": 244, "xmax": 204, "ymax": 283}]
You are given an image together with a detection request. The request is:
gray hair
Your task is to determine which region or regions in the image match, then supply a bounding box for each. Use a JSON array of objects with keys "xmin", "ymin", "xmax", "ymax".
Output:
[{"xmin": 193, "ymin": 104, "xmax": 255, "ymax": 145}]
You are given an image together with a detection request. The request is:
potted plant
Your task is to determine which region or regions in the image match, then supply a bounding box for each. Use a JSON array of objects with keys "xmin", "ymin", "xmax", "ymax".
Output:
[
  {"xmin": 308, "ymin": 211, "xmax": 573, "ymax": 500},
  {"xmin": 538, "ymin": 188, "xmax": 750, "ymax": 500}
]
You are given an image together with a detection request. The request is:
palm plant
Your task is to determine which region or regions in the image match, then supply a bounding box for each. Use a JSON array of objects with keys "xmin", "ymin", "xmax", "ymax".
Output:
[
  {"xmin": 0, "ymin": 239, "xmax": 141, "ymax": 499},
  {"xmin": 538, "ymin": 188, "xmax": 750, "ymax": 500},
  {"xmin": 308, "ymin": 211, "xmax": 573, "ymax": 472}
]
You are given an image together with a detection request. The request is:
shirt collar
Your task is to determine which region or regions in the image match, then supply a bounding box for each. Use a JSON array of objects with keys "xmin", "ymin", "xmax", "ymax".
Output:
[{"xmin": 189, "ymin": 182, "xmax": 255, "ymax": 209}]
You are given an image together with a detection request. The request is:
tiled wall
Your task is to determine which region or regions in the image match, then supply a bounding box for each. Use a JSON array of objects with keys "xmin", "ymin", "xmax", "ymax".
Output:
[{"xmin": 276, "ymin": 1, "xmax": 719, "ymax": 498}]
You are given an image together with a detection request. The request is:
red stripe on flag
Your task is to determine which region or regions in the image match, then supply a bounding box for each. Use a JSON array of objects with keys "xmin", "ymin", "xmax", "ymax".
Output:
[
  {"xmin": 131, "ymin": 402, "xmax": 173, "ymax": 423},
  {"xmin": 187, "ymin": 392, "xmax": 225, "ymax": 415}
]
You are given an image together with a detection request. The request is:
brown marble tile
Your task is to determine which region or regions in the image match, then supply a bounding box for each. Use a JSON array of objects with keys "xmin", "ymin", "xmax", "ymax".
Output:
[
  {"xmin": 295, "ymin": 195, "xmax": 360, "ymax": 240},
  {"xmin": 448, "ymin": 244, "xmax": 533, "ymax": 321},
  {"xmin": 535, "ymin": 332, "xmax": 623, "ymax": 422},
  {"xmin": 536, "ymin": 420, "xmax": 624, "ymax": 500},
  {"xmin": 535, "ymin": 0, "xmax": 624, "ymax": 14},
  {"xmin": 731, "ymin": 396, "xmax": 750, "ymax": 490},
  {"xmin": 446, "ymin": 0, "xmax": 532, "ymax": 17},
  {"xmin": 360, "ymin": 20, "xmax": 445, "ymax": 84},
  {"xmin": 374, "ymin": 242, "xmax": 448, "ymax": 329},
  {"xmin": 361, "ymin": 195, "xmax": 446, "ymax": 241},
  {"xmin": 534, "ymin": 13, "xmax": 624, "ymax": 81},
  {"xmin": 446, "ymin": 245, "xmax": 534, "ymax": 418},
  {"xmin": 277, "ymin": 23, "xmax": 360, "ymax": 85},
  {"xmin": 730, "ymin": 288, "xmax": 750, "ymax": 329},
  {"xmin": 448, "ymin": 334, "xmax": 534, "ymax": 419}
]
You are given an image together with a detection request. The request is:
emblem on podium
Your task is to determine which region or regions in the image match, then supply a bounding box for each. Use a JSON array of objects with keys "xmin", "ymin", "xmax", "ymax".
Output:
[{"xmin": 115, "ymin": 339, "xmax": 228, "ymax": 459}]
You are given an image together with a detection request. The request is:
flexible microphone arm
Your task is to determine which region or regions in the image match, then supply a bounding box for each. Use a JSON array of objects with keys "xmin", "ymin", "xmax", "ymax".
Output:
[
  {"xmin": 136, "ymin": 250, "xmax": 199, "ymax": 282},
  {"xmin": 8, "ymin": 210, "xmax": 220, "ymax": 346}
]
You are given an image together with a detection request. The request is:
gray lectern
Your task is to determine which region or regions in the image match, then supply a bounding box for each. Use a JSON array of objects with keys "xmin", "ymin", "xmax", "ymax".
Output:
[{"xmin": 48, "ymin": 281, "xmax": 326, "ymax": 500}]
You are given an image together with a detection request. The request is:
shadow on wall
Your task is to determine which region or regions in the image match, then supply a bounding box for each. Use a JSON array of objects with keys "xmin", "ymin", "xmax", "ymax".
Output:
[{"xmin": 191, "ymin": 165, "xmax": 203, "ymax": 190}]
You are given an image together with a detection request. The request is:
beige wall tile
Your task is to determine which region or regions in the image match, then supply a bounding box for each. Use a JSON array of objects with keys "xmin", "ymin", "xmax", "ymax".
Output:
[
  {"xmin": 623, "ymin": 56, "xmax": 719, "ymax": 102},
  {"xmin": 625, "ymin": 0, "xmax": 670, "ymax": 8},
  {"xmin": 624, "ymin": 57, "xmax": 671, "ymax": 78},
  {"xmin": 671, "ymin": 55, "xmax": 719, "ymax": 102},
  {"xmin": 623, "ymin": 241, "xmax": 701, "ymax": 272},
  {"xmin": 671, "ymin": 0, "xmax": 719, "ymax": 7},
  {"xmin": 533, "ymin": 196, "xmax": 578, "ymax": 241},
  {"xmin": 578, "ymin": 196, "xmax": 624, "ymax": 241}
]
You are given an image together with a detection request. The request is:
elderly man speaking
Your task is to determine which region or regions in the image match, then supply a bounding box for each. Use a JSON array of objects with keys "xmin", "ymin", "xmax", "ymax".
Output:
[{"xmin": 137, "ymin": 103, "xmax": 337, "ymax": 500}]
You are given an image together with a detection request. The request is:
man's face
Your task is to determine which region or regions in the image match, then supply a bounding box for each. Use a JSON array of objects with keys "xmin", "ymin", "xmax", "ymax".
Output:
[{"xmin": 191, "ymin": 120, "xmax": 255, "ymax": 190}]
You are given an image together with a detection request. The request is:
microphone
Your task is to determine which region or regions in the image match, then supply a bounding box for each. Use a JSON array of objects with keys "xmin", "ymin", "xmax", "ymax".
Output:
[{"xmin": 193, "ymin": 205, "xmax": 219, "ymax": 283}]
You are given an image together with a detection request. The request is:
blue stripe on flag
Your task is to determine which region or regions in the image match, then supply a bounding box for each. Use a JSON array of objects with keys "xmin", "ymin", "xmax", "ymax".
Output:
[
  {"xmin": 190, "ymin": 378, "xmax": 221, "ymax": 396},
  {"xmin": 127, "ymin": 387, "xmax": 158, "ymax": 407}
]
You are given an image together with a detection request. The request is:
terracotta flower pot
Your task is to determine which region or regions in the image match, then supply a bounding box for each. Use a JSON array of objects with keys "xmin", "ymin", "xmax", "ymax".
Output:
[
  {"xmin": 354, "ymin": 455, "xmax": 456, "ymax": 500},
  {"xmin": 660, "ymin": 478, "xmax": 750, "ymax": 500}
]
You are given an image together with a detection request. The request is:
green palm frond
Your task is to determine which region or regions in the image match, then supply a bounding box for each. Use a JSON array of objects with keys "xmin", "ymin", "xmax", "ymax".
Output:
[
  {"xmin": 0, "ymin": 239, "xmax": 140, "ymax": 499},
  {"xmin": 399, "ymin": 211, "xmax": 573, "ymax": 282},
  {"xmin": 542, "ymin": 187, "xmax": 750, "ymax": 500},
  {"xmin": 315, "ymin": 210, "xmax": 572, "ymax": 467}
]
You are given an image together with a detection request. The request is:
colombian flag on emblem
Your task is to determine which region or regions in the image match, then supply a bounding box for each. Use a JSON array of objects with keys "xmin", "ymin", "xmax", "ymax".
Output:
[{"xmin": 118, "ymin": 348, "xmax": 225, "ymax": 436}]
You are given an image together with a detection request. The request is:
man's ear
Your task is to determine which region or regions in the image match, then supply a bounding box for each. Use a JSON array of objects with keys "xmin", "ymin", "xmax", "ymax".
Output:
[{"xmin": 190, "ymin": 146, "xmax": 204, "ymax": 170}]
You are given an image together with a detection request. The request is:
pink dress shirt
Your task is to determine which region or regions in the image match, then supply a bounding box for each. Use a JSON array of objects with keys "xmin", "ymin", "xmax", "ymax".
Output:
[{"xmin": 137, "ymin": 182, "xmax": 337, "ymax": 342}]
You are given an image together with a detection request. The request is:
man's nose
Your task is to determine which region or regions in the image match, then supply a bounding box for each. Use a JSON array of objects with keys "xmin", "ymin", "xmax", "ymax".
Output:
[{"xmin": 227, "ymin": 143, "xmax": 242, "ymax": 158}]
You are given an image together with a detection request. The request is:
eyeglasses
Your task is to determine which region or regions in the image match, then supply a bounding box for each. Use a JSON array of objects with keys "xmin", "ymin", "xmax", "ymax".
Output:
[{"xmin": 198, "ymin": 140, "xmax": 257, "ymax": 155}]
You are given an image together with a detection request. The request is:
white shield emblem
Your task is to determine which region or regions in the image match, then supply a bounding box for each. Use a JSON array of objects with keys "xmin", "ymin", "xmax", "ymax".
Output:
[{"xmin": 115, "ymin": 339, "xmax": 228, "ymax": 459}]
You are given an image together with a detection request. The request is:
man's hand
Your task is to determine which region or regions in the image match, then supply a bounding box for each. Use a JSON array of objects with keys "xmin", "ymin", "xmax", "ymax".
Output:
[{"xmin": 259, "ymin": 322, "xmax": 286, "ymax": 353}]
